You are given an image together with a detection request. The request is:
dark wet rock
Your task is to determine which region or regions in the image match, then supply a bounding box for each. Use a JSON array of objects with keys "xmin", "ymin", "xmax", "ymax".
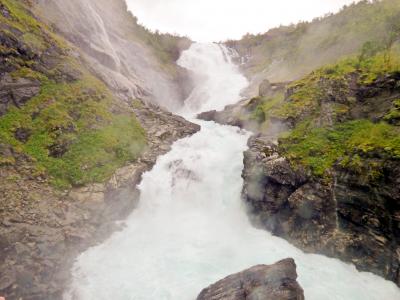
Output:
[
  {"xmin": 0, "ymin": 3, "xmax": 10, "ymax": 18},
  {"xmin": 197, "ymin": 258, "xmax": 304, "ymax": 300},
  {"xmin": 259, "ymin": 79, "xmax": 273, "ymax": 97},
  {"xmin": 48, "ymin": 141, "xmax": 70, "ymax": 158},
  {"xmin": 197, "ymin": 102, "xmax": 252, "ymax": 129},
  {"xmin": 0, "ymin": 75, "xmax": 41, "ymax": 115},
  {"xmin": 14, "ymin": 128, "xmax": 32, "ymax": 143},
  {"xmin": 242, "ymin": 133, "xmax": 400, "ymax": 287}
]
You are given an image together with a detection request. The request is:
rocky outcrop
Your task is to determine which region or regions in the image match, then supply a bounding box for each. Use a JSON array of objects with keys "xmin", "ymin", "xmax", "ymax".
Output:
[
  {"xmin": 197, "ymin": 258, "xmax": 304, "ymax": 300},
  {"xmin": 0, "ymin": 74, "xmax": 41, "ymax": 115},
  {"xmin": 198, "ymin": 80, "xmax": 288, "ymax": 136},
  {"xmin": 242, "ymin": 134, "xmax": 400, "ymax": 287}
]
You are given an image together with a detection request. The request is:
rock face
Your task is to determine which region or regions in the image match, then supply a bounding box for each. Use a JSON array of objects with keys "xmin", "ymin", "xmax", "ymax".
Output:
[
  {"xmin": 242, "ymin": 133, "xmax": 400, "ymax": 287},
  {"xmin": 197, "ymin": 259, "xmax": 304, "ymax": 300}
]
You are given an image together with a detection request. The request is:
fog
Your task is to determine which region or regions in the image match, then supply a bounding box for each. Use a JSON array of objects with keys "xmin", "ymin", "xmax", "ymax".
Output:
[{"xmin": 125, "ymin": 0, "xmax": 361, "ymax": 41}]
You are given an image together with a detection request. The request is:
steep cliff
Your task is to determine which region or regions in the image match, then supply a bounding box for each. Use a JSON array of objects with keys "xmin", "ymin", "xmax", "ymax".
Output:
[{"xmin": 0, "ymin": 0, "xmax": 199, "ymax": 298}]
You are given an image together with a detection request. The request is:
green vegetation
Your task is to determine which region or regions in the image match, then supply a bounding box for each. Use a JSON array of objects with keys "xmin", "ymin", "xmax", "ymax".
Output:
[
  {"xmin": 273, "ymin": 49, "xmax": 400, "ymax": 120},
  {"xmin": 227, "ymin": 0, "xmax": 400, "ymax": 81},
  {"xmin": 274, "ymin": 78, "xmax": 322, "ymax": 120},
  {"xmin": 0, "ymin": 0, "xmax": 70, "ymax": 52},
  {"xmin": 244, "ymin": 93, "xmax": 287, "ymax": 133},
  {"xmin": 384, "ymin": 99, "xmax": 400, "ymax": 123},
  {"xmin": 240, "ymin": 42, "xmax": 400, "ymax": 181},
  {"xmin": 250, "ymin": 93, "xmax": 285, "ymax": 123},
  {"xmin": 275, "ymin": 49, "xmax": 400, "ymax": 179},
  {"xmin": 0, "ymin": 0, "xmax": 146, "ymax": 189},
  {"xmin": 0, "ymin": 72, "xmax": 146, "ymax": 188},
  {"xmin": 280, "ymin": 120, "xmax": 400, "ymax": 179}
]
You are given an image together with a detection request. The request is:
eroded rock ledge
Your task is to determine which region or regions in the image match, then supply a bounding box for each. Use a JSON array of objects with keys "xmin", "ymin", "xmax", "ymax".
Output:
[{"xmin": 197, "ymin": 258, "xmax": 304, "ymax": 300}]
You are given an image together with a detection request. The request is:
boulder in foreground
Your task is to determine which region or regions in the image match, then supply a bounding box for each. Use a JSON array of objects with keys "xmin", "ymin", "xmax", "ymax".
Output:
[{"xmin": 197, "ymin": 258, "xmax": 305, "ymax": 300}]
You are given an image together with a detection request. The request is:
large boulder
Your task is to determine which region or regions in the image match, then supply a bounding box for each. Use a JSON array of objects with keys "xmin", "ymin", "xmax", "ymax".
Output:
[{"xmin": 197, "ymin": 258, "xmax": 304, "ymax": 300}]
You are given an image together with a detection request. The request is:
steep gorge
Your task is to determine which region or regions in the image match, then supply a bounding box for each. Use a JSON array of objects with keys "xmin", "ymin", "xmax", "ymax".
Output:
[{"xmin": 1, "ymin": 0, "xmax": 400, "ymax": 298}]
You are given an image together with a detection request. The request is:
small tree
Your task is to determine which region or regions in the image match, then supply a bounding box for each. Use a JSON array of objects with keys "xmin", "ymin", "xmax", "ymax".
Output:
[
  {"xmin": 384, "ymin": 13, "xmax": 400, "ymax": 68},
  {"xmin": 358, "ymin": 41, "xmax": 381, "ymax": 63}
]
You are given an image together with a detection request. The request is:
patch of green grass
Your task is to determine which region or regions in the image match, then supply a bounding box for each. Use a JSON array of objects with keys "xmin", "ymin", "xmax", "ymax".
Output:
[
  {"xmin": 1, "ymin": 0, "xmax": 69, "ymax": 53},
  {"xmin": 317, "ymin": 50, "xmax": 400, "ymax": 83},
  {"xmin": 0, "ymin": 72, "xmax": 146, "ymax": 189},
  {"xmin": 280, "ymin": 119, "xmax": 400, "ymax": 178},
  {"xmin": 384, "ymin": 99, "xmax": 400, "ymax": 123},
  {"xmin": 10, "ymin": 67, "xmax": 46, "ymax": 80},
  {"xmin": 250, "ymin": 93, "xmax": 285, "ymax": 123},
  {"xmin": 1, "ymin": 0, "xmax": 48, "ymax": 47},
  {"xmin": 270, "ymin": 49, "xmax": 400, "ymax": 123},
  {"xmin": 273, "ymin": 76, "xmax": 322, "ymax": 120},
  {"xmin": 43, "ymin": 115, "xmax": 145, "ymax": 188}
]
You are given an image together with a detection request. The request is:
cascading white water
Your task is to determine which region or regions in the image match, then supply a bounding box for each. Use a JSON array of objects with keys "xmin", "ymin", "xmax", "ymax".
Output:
[
  {"xmin": 178, "ymin": 43, "xmax": 248, "ymax": 114},
  {"xmin": 64, "ymin": 43, "xmax": 400, "ymax": 300}
]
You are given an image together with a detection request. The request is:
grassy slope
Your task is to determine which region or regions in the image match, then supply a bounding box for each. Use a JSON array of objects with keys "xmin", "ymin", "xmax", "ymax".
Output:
[{"xmin": 0, "ymin": 0, "xmax": 146, "ymax": 189}]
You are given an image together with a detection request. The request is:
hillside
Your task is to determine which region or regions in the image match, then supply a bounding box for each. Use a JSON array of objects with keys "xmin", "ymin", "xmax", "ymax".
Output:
[{"xmin": 226, "ymin": 0, "xmax": 400, "ymax": 96}]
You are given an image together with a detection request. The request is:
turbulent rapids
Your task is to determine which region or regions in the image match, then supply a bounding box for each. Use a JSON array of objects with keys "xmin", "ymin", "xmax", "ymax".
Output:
[{"xmin": 64, "ymin": 43, "xmax": 400, "ymax": 300}]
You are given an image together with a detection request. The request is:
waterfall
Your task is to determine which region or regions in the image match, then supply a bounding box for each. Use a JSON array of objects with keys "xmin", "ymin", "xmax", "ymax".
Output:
[
  {"xmin": 83, "ymin": 1, "xmax": 122, "ymax": 71},
  {"xmin": 177, "ymin": 43, "xmax": 248, "ymax": 114},
  {"xmin": 64, "ymin": 43, "xmax": 400, "ymax": 300}
]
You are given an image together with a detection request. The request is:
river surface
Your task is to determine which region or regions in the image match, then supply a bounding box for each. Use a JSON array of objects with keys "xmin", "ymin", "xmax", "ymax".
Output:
[{"xmin": 64, "ymin": 43, "xmax": 400, "ymax": 300}]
